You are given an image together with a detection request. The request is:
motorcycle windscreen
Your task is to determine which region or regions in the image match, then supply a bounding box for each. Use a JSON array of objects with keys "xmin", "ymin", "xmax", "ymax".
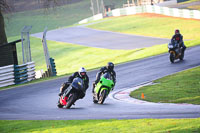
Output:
[
  {"xmin": 102, "ymin": 73, "xmax": 112, "ymax": 80},
  {"xmin": 171, "ymin": 40, "xmax": 179, "ymax": 48},
  {"xmin": 71, "ymin": 77, "xmax": 85, "ymax": 91}
]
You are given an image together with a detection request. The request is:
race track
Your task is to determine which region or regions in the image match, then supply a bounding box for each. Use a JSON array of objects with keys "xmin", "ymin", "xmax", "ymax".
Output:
[
  {"xmin": 31, "ymin": 26, "xmax": 169, "ymax": 49},
  {"xmin": 0, "ymin": 45, "xmax": 200, "ymax": 120}
]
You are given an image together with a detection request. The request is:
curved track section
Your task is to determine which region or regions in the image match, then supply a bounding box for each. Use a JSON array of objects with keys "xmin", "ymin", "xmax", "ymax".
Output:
[
  {"xmin": 31, "ymin": 26, "xmax": 169, "ymax": 50},
  {"xmin": 0, "ymin": 46, "xmax": 200, "ymax": 120}
]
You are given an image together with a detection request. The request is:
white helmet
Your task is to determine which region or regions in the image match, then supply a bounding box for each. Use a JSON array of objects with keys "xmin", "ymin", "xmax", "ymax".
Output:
[{"xmin": 79, "ymin": 67, "xmax": 86, "ymax": 78}]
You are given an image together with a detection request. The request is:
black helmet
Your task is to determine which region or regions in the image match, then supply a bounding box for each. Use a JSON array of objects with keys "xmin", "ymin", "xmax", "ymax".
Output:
[
  {"xmin": 107, "ymin": 62, "xmax": 114, "ymax": 71},
  {"xmin": 175, "ymin": 29, "xmax": 180, "ymax": 34}
]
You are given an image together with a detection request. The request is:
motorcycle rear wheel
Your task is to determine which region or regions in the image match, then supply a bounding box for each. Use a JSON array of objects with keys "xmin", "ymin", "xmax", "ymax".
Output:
[
  {"xmin": 98, "ymin": 89, "xmax": 107, "ymax": 104},
  {"xmin": 66, "ymin": 93, "xmax": 77, "ymax": 109},
  {"xmin": 170, "ymin": 53, "xmax": 175, "ymax": 63}
]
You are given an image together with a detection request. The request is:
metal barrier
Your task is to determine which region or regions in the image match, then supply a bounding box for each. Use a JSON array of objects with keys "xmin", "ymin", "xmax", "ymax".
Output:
[
  {"xmin": 109, "ymin": 5, "xmax": 200, "ymax": 19},
  {"xmin": 78, "ymin": 5, "xmax": 200, "ymax": 24},
  {"xmin": 14, "ymin": 64, "xmax": 28, "ymax": 84},
  {"xmin": 14, "ymin": 62, "xmax": 36, "ymax": 84},
  {"xmin": 0, "ymin": 62, "xmax": 36, "ymax": 87},
  {"xmin": 26, "ymin": 62, "xmax": 35, "ymax": 81},
  {"xmin": 0, "ymin": 65, "xmax": 15, "ymax": 88}
]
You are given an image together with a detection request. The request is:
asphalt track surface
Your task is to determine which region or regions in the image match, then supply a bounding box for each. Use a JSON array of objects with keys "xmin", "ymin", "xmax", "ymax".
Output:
[
  {"xmin": 31, "ymin": 26, "xmax": 169, "ymax": 49},
  {"xmin": 0, "ymin": 45, "xmax": 200, "ymax": 120}
]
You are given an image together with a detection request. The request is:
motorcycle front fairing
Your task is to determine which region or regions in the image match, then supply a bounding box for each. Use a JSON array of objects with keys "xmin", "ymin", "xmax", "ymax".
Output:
[
  {"xmin": 95, "ymin": 73, "xmax": 114, "ymax": 96},
  {"xmin": 71, "ymin": 77, "xmax": 85, "ymax": 91},
  {"xmin": 63, "ymin": 77, "xmax": 85, "ymax": 98},
  {"xmin": 168, "ymin": 42, "xmax": 179, "ymax": 55}
]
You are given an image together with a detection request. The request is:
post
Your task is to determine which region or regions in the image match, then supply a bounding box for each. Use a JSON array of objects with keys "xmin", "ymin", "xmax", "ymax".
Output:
[
  {"xmin": 101, "ymin": 0, "xmax": 105, "ymax": 16},
  {"xmin": 96, "ymin": 0, "xmax": 100, "ymax": 14},
  {"xmin": 21, "ymin": 32, "xmax": 25, "ymax": 64},
  {"xmin": 42, "ymin": 27, "xmax": 53, "ymax": 76},
  {"xmin": 21, "ymin": 26, "xmax": 32, "ymax": 64},
  {"xmin": 90, "ymin": 0, "xmax": 95, "ymax": 16},
  {"xmin": 27, "ymin": 31, "xmax": 32, "ymax": 62}
]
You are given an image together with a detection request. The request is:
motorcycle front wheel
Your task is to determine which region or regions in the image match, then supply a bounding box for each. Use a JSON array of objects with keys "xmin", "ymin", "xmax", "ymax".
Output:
[
  {"xmin": 98, "ymin": 89, "xmax": 107, "ymax": 104},
  {"xmin": 57, "ymin": 98, "xmax": 64, "ymax": 108},
  {"xmin": 170, "ymin": 53, "xmax": 175, "ymax": 63},
  {"xmin": 93, "ymin": 94, "xmax": 98, "ymax": 103},
  {"xmin": 66, "ymin": 93, "xmax": 78, "ymax": 109}
]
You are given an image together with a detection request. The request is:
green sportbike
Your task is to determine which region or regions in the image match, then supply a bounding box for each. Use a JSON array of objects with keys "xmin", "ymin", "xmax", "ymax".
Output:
[{"xmin": 93, "ymin": 72, "xmax": 115, "ymax": 104}]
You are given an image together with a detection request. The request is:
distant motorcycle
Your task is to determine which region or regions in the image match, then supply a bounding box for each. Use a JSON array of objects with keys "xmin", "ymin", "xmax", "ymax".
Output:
[
  {"xmin": 168, "ymin": 41, "xmax": 184, "ymax": 63},
  {"xmin": 57, "ymin": 77, "xmax": 86, "ymax": 109},
  {"xmin": 93, "ymin": 72, "xmax": 114, "ymax": 104}
]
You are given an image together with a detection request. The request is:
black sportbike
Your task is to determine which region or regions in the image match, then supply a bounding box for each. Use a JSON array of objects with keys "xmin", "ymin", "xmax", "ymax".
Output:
[
  {"xmin": 57, "ymin": 77, "xmax": 86, "ymax": 109},
  {"xmin": 168, "ymin": 41, "xmax": 184, "ymax": 63}
]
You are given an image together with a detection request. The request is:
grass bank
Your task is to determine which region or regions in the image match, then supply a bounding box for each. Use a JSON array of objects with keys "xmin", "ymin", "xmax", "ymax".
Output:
[
  {"xmin": 179, "ymin": 0, "xmax": 199, "ymax": 5},
  {"xmin": 0, "ymin": 118, "xmax": 200, "ymax": 133},
  {"xmin": 4, "ymin": 0, "xmax": 124, "ymax": 37},
  {"xmin": 87, "ymin": 13, "xmax": 200, "ymax": 40},
  {"xmin": 7, "ymin": 13, "xmax": 200, "ymax": 76},
  {"xmin": 4, "ymin": 0, "xmax": 91, "ymax": 37},
  {"xmin": 130, "ymin": 66, "xmax": 200, "ymax": 104},
  {"xmin": 8, "ymin": 36, "xmax": 200, "ymax": 77},
  {"xmin": 4, "ymin": 13, "xmax": 200, "ymax": 89}
]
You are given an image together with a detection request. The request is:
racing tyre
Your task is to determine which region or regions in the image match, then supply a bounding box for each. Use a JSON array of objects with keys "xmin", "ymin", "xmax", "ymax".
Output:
[
  {"xmin": 57, "ymin": 98, "xmax": 63, "ymax": 108},
  {"xmin": 98, "ymin": 89, "xmax": 107, "ymax": 104},
  {"xmin": 170, "ymin": 53, "xmax": 175, "ymax": 63},
  {"xmin": 66, "ymin": 93, "xmax": 77, "ymax": 109}
]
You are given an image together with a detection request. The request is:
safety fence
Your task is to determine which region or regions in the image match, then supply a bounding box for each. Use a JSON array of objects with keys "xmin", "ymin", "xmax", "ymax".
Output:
[
  {"xmin": 78, "ymin": 13, "xmax": 103, "ymax": 24},
  {"xmin": 78, "ymin": 5, "xmax": 200, "ymax": 24},
  {"xmin": 0, "ymin": 65, "xmax": 15, "ymax": 88},
  {"xmin": 0, "ymin": 62, "xmax": 35, "ymax": 88}
]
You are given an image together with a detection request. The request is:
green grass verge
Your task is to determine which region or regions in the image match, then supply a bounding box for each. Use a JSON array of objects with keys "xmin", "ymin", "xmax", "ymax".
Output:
[
  {"xmin": 130, "ymin": 66, "xmax": 200, "ymax": 104},
  {"xmin": 8, "ymin": 35, "xmax": 200, "ymax": 77},
  {"xmin": 87, "ymin": 14, "xmax": 200, "ymax": 40},
  {"xmin": 3, "ymin": 13, "xmax": 199, "ymax": 90},
  {"xmin": 178, "ymin": 0, "xmax": 199, "ymax": 5},
  {"xmin": 4, "ymin": 0, "xmax": 91, "ymax": 37},
  {"xmin": 7, "ymin": 14, "xmax": 200, "ymax": 76},
  {"xmin": 0, "ymin": 119, "xmax": 200, "ymax": 133},
  {"xmin": 178, "ymin": 0, "xmax": 200, "ymax": 10},
  {"xmin": 4, "ymin": 0, "xmax": 124, "ymax": 37},
  {"xmin": 188, "ymin": 5, "xmax": 200, "ymax": 10},
  {"xmin": 4, "ymin": 13, "xmax": 200, "ymax": 89}
]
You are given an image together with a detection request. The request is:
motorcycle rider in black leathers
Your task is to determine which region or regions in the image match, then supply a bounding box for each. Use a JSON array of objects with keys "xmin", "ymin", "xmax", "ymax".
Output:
[
  {"xmin": 59, "ymin": 67, "xmax": 89, "ymax": 97},
  {"xmin": 92, "ymin": 62, "xmax": 116, "ymax": 93},
  {"xmin": 171, "ymin": 29, "xmax": 186, "ymax": 53}
]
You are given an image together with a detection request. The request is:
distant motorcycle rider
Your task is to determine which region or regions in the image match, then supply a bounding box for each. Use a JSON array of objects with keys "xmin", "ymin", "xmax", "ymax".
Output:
[
  {"xmin": 59, "ymin": 67, "xmax": 89, "ymax": 96},
  {"xmin": 92, "ymin": 62, "xmax": 116, "ymax": 93},
  {"xmin": 171, "ymin": 29, "xmax": 186, "ymax": 52}
]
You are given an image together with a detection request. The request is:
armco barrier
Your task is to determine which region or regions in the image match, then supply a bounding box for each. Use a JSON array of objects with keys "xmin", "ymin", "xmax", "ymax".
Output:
[
  {"xmin": 78, "ymin": 5, "xmax": 200, "ymax": 24},
  {"xmin": 78, "ymin": 13, "xmax": 103, "ymax": 24},
  {"xmin": 26, "ymin": 62, "xmax": 36, "ymax": 81},
  {"xmin": 110, "ymin": 5, "xmax": 200, "ymax": 19},
  {"xmin": 14, "ymin": 62, "xmax": 36, "ymax": 84},
  {"xmin": 0, "ymin": 62, "xmax": 36, "ymax": 87},
  {"xmin": 14, "ymin": 64, "xmax": 28, "ymax": 84},
  {"xmin": 0, "ymin": 65, "xmax": 15, "ymax": 88}
]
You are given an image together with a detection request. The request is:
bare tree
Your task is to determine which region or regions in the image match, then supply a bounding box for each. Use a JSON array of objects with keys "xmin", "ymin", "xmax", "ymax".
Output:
[{"xmin": 0, "ymin": 0, "xmax": 11, "ymax": 45}]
